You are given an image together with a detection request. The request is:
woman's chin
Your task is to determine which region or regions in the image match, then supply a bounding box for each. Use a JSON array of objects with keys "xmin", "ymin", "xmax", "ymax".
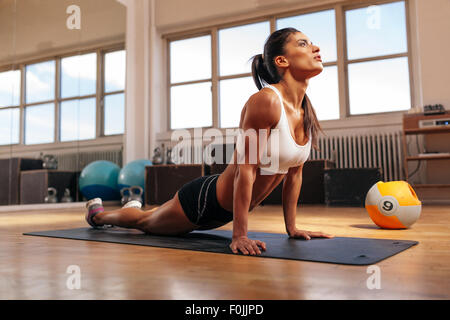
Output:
[{"xmin": 308, "ymin": 67, "xmax": 323, "ymax": 79}]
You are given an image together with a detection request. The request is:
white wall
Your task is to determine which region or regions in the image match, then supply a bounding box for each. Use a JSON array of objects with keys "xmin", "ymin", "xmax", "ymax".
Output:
[
  {"xmin": 414, "ymin": 0, "xmax": 450, "ymax": 193},
  {"xmin": 155, "ymin": 0, "xmax": 324, "ymax": 31},
  {"xmin": 0, "ymin": 0, "xmax": 126, "ymax": 65}
]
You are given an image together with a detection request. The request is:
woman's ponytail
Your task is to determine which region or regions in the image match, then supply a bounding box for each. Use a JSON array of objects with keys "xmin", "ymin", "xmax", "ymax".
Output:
[{"xmin": 251, "ymin": 54, "xmax": 275, "ymax": 90}]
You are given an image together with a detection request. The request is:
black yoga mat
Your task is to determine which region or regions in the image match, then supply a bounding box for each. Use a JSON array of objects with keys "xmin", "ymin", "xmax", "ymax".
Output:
[{"xmin": 23, "ymin": 227, "xmax": 418, "ymax": 265}]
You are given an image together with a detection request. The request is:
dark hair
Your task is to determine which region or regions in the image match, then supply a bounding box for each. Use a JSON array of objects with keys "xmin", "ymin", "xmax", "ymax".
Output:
[{"xmin": 251, "ymin": 27, "xmax": 323, "ymax": 149}]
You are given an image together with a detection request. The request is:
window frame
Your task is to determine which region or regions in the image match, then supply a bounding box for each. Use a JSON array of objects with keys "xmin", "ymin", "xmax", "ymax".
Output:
[
  {"xmin": 0, "ymin": 67, "xmax": 21, "ymax": 146},
  {"xmin": 167, "ymin": 30, "xmax": 215, "ymax": 130},
  {"xmin": 0, "ymin": 43, "xmax": 125, "ymax": 148},
  {"xmin": 342, "ymin": 0, "xmax": 413, "ymax": 117},
  {"xmin": 164, "ymin": 0, "xmax": 413, "ymax": 130}
]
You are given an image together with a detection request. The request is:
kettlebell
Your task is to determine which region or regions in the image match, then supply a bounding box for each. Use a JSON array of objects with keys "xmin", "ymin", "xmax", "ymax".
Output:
[
  {"xmin": 120, "ymin": 187, "xmax": 131, "ymax": 206},
  {"xmin": 61, "ymin": 188, "xmax": 73, "ymax": 203},
  {"xmin": 44, "ymin": 187, "xmax": 58, "ymax": 203},
  {"xmin": 42, "ymin": 154, "xmax": 58, "ymax": 170},
  {"xmin": 166, "ymin": 147, "xmax": 174, "ymax": 164},
  {"xmin": 152, "ymin": 147, "xmax": 164, "ymax": 165},
  {"xmin": 129, "ymin": 186, "xmax": 144, "ymax": 204}
]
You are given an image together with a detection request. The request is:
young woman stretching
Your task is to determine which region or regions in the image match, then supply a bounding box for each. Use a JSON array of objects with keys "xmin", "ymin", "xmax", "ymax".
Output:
[{"xmin": 85, "ymin": 28, "xmax": 334, "ymax": 256}]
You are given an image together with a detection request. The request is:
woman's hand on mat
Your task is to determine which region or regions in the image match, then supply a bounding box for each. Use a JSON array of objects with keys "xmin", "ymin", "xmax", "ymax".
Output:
[
  {"xmin": 288, "ymin": 228, "xmax": 334, "ymax": 240},
  {"xmin": 230, "ymin": 236, "xmax": 266, "ymax": 255}
]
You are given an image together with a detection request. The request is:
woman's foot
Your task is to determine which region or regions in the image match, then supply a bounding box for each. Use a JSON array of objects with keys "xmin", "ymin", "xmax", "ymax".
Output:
[
  {"xmin": 85, "ymin": 198, "xmax": 110, "ymax": 228},
  {"xmin": 122, "ymin": 200, "xmax": 143, "ymax": 209}
]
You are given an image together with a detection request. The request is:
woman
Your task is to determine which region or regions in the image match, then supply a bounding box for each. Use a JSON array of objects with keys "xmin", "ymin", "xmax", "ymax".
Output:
[{"xmin": 85, "ymin": 28, "xmax": 334, "ymax": 256}]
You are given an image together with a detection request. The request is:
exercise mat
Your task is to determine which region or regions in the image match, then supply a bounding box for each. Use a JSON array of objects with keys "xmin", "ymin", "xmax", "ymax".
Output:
[{"xmin": 23, "ymin": 227, "xmax": 418, "ymax": 265}]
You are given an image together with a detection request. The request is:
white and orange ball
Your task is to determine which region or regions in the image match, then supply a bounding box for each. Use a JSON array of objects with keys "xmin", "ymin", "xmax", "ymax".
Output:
[{"xmin": 365, "ymin": 181, "xmax": 422, "ymax": 229}]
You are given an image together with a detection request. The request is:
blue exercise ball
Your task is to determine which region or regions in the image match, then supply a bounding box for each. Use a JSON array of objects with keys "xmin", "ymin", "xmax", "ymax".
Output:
[
  {"xmin": 79, "ymin": 160, "xmax": 121, "ymax": 200},
  {"xmin": 117, "ymin": 159, "xmax": 152, "ymax": 191}
]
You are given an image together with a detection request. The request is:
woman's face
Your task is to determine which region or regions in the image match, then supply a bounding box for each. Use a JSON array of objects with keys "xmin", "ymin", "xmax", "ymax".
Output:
[{"xmin": 278, "ymin": 32, "xmax": 323, "ymax": 80}]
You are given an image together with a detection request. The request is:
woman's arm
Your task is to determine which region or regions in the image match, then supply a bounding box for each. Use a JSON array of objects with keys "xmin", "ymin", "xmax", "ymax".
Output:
[
  {"xmin": 282, "ymin": 165, "xmax": 334, "ymax": 240},
  {"xmin": 229, "ymin": 90, "xmax": 279, "ymax": 255},
  {"xmin": 232, "ymin": 163, "xmax": 256, "ymax": 240},
  {"xmin": 282, "ymin": 165, "xmax": 304, "ymax": 236}
]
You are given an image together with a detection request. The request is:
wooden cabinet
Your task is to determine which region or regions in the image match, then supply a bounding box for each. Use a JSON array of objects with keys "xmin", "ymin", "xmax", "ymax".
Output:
[
  {"xmin": 262, "ymin": 160, "xmax": 336, "ymax": 205},
  {"xmin": 402, "ymin": 112, "xmax": 450, "ymax": 190},
  {"xmin": 145, "ymin": 164, "xmax": 205, "ymax": 205},
  {"xmin": 0, "ymin": 158, "xmax": 43, "ymax": 205},
  {"xmin": 20, "ymin": 170, "xmax": 80, "ymax": 204}
]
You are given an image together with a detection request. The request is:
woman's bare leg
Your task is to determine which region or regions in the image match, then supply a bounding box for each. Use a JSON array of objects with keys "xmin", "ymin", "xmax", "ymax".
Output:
[{"xmin": 93, "ymin": 192, "xmax": 198, "ymax": 235}]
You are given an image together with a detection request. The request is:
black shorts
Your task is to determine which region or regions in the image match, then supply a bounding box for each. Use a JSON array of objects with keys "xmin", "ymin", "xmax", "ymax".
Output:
[{"xmin": 177, "ymin": 174, "xmax": 233, "ymax": 230}]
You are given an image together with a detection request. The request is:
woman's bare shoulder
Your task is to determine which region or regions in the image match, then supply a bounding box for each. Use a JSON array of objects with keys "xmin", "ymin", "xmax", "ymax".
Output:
[{"xmin": 242, "ymin": 88, "xmax": 281, "ymax": 129}]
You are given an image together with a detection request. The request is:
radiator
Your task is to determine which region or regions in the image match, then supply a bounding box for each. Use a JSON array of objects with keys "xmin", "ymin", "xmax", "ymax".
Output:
[
  {"xmin": 54, "ymin": 150, "xmax": 123, "ymax": 171},
  {"xmin": 167, "ymin": 131, "xmax": 404, "ymax": 182},
  {"xmin": 310, "ymin": 131, "xmax": 404, "ymax": 181}
]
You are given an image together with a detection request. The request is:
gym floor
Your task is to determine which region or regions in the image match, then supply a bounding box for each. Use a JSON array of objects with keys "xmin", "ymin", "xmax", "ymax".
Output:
[{"xmin": 1, "ymin": 204, "xmax": 449, "ymax": 300}]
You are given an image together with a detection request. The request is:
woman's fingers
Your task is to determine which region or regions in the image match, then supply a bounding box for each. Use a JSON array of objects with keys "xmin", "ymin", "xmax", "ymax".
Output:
[
  {"xmin": 255, "ymin": 240, "xmax": 267, "ymax": 251},
  {"xmin": 309, "ymin": 231, "xmax": 334, "ymax": 238},
  {"xmin": 252, "ymin": 242, "xmax": 262, "ymax": 255},
  {"xmin": 231, "ymin": 240, "xmax": 266, "ymax": 255},
  {"xmin": 298, "ymin": 232, "xmax": 311, "ymax": 240}
]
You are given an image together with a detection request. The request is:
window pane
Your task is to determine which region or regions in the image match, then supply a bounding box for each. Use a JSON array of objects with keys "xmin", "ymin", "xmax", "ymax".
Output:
[
  {"xmin": 60, "ymin": 98, "xmax": 96, "ymax": 141},
  {"xmin": 104, "ymin": 93, "xmax": 125, "ymax": 135},
  {"xmin": 170, "ymin": 82, "xmax": 212, "ymax": 129},
  {"xmin": 346, "ymin": 1, "xmax": 407, "ymax": 60},
  {"xmin": 348, "ymin": 57, "xmax": 410, "ymax": 115},
  {"xmin": 219, "ymin": 77, "xmax": 257, "ymax": 128},
  {"xmin": 105, "ymin": 50, "xmax": 126, "ymax": 92},
  {"xmin": 26, "ymin": 61, "xmax": 55, "ymax": 104},
  {"xmin": 277, "ymin": 9, "xmax": 337, "ymax": 63},
  {"xmin": 0, "ymin": 70, "xmax": 20, "ymax": 107},
  {"xmin": 25, "ymin": 103, "xmax": 54, "ymax": 144},
  {"xmin": 170, "ymin": 35, "xmax": 211, "ymax": 83},
  {"xmin": 306, "ymin": 66, "xmax": 339, "ymax": 120},
  {"xmin": 61, "ymin": 53, "xmax": 97, "ymax": 98},
  {"xmin": 0, "ymin": 108, "xmax": 20, "ymax": 145},
  {"xmin": 219, "ymin": 22, "xmax": 270, "ymax": 76}
]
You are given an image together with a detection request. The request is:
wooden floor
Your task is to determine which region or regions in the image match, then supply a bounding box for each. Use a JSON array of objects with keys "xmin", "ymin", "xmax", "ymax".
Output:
[{"xmin": 0, "ymin": 203, "xmax": 449, "ymax": 300}]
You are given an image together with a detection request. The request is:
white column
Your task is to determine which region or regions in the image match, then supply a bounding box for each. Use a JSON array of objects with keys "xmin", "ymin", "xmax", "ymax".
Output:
[
  {"xmin": 148, "ymin": 0, "xmax": 166, "ymax": 159},
  {"xmin": 118, "ymin": 0, "xmax": 152, "ymax": 164}
]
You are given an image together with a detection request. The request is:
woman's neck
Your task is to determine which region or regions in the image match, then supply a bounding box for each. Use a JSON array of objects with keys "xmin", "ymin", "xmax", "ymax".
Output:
[{"xmin": 276, "ymin": 76, "xmax": 308, "ymax": 110}]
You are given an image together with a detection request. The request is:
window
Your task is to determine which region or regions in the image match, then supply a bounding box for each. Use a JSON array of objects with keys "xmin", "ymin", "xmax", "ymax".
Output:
[
  {"xmin": 61, "ymin": 53, "xmax": 96, "ymax": 99},
  {"xmin": 0, "ymin": 70, "xmax": 20, "ymax": 107},
  {"xmin": 60, "ymin": 53, "xmax": 97, "ymax": 142},
  {"xmin": 0, "ymin": 70, "xmax": 20, "ymax": 145},
  {"xmin": 26, "ymin": 60, "xmax": 55, "ymax": 104},
  {"xmin": 306, "ymin": 66, "xmax": 340, "ymax": 121},
  {"xmin": 219, "ymin": 22, "xmax": 270, "ymax": 76},
  {"xmin": 169, "ymin": 35, "xmax": 212, "ymax": 129},
  {"xmin": 219, "ymin": 76, "xmax": 256, "ymax": 128},
  {"xmin": 0, "ymin": 46, "xmax": 125, "ymax": 147},
  {"xmin": 25, "ymin": 60, "xmax": 56, "ymax": 144},
  {"xmin": 104, "ymin": 92, "xmax": 125, "ymax": 135},
  {"xmin": 218, "ymin": 22, "xmax": 269, "ymax": 128},
  {"xmin": 277, "ymin": 9, "xmax": 339, "ymax": 121},
  {"xmin": 0, "ymin": 108, "xmax": 20, "ymax": 145},
  {"xmin": 345, "ymin": 1, "xmax": 410, "ymax": 115},
  {"xmin": 60, "ymin": 98, "xmax": 96, "ymax": 141},
  {"xmin": 25, "ymin": 103, "xmax": 55, "ymax": 145},
  {"xmin": 104, "ymin": 50, "xmax": 126, "ymax": 135},
  {"xmin": 167, "ymin": 1, "xmax": 412, "ymax": 130}
]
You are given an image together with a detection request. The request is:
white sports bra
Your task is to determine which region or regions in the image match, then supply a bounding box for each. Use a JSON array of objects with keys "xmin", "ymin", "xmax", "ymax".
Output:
[{"xmin": 259, "ymin": 85, "xmax": 312, "ymax": 175}]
